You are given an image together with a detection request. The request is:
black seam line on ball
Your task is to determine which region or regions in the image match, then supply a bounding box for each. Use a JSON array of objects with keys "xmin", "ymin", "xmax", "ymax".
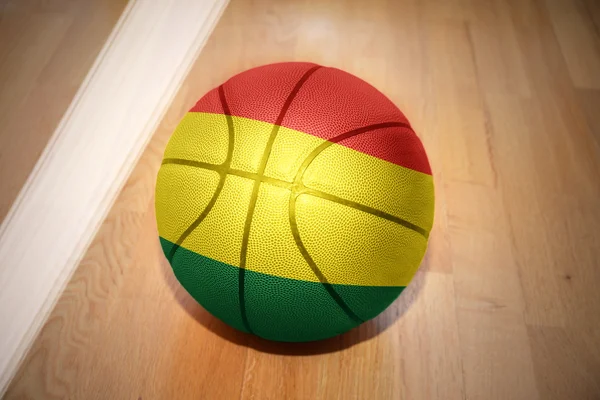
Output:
[
  {"xmin": 300, "ymin": 188, "xmax": 428, "ymax": 238},
  {"xmin": 166, "ymin": 85, "xmax": 235, "ymax": 266},
  {"xmin": 288, "ymin": 192, "xmax": 364, "ymax": 324},
  {"xmin": 238, "ymin": 65, "xmax": 322, "ymax": 334},
  {"xmin": 287, "ymin": 121, "xmax": 416, "ymax": 325},
  {"xmin": 290, "ymin": 120, "xmax": 428, "ymax": 239}
]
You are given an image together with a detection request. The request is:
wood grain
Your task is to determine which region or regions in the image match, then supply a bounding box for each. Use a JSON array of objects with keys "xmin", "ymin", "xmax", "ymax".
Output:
[
  {"xmin": 5, "ymin": 0, "xmax": 600, "ymax": 398},
  {"xmin": 0, "ymin": 0, "xmax": 129, "ymax": 224}
]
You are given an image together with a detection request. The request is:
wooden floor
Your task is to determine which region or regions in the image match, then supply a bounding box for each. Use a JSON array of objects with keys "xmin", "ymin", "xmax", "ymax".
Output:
[
  {"xmin": 0, "ymin": 0, "xmax": 128, "ymax": 224},
  {"xmin": 6, "ymin": 0, "xmax": 600, "ymax": 398}
]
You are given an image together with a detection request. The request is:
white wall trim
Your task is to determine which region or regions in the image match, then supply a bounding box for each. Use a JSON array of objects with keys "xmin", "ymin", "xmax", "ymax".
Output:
[{"xmin": 0, "ymin": 0, "xmax": 228, "ymax": 392}]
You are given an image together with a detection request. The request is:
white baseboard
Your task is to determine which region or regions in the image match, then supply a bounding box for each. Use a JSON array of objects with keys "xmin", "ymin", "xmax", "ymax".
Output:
[{"xmin": 0, "ymin": 0, "xmax": 228, "ymax": 393}]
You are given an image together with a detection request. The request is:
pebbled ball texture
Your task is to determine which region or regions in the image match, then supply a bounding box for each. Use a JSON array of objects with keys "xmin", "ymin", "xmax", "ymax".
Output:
[{"xmin": 155, "ymin": 62, "xmax": 434, "ymax": 342}]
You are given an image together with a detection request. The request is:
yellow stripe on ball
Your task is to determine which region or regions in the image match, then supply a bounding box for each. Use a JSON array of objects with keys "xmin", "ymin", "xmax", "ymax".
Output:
[{"xmin": 156, "ymin": 112, "xmax": 433, "ymax": 287}]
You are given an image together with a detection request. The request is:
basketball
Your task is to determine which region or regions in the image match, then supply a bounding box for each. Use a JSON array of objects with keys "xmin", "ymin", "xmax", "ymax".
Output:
[{"xmin": 155, "ymin": 62, "xmax": 434, "ymax": 342}]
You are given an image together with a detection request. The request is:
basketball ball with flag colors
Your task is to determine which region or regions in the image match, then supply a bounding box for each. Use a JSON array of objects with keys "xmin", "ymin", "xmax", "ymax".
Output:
[{"xmin": 155, "ymin": 62, "xmax": 434, "ymax": 342}]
